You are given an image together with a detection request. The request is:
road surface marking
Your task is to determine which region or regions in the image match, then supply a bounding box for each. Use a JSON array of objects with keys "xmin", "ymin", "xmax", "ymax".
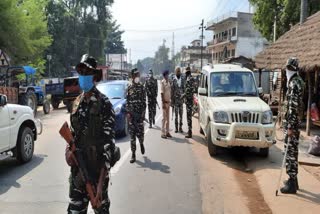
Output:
[{"xmin": 111, "ymin": 114, "xmax": 162, "ymax": 175}]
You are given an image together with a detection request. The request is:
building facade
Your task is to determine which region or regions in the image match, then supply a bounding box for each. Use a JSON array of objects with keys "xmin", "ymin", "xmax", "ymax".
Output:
[
  {"xmin": 180, "ymin": 39, "xmax": 211, "ymax": 70},
  {"xmin": 206, "ymin": 12, "xmax": 268, "ymax": 64}
]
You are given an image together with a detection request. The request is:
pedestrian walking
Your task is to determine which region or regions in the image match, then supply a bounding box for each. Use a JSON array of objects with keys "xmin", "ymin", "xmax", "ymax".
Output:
[
  {"xmin": 66, "ymin": 54, "xmax": 117, "ymax": 214},
  {"xmin": 145, "ymin": 69, "xmax": 158, "ymax": 128},
  {"xmin": 171, "ymin": 67, "xmax": 185, "ymax": 133},
  {"xmin": 126, "ymin": 68, "xmax": 146, "ymax": 164},
  {"xmin": 185, "ymin": 67, "xmax": 196, "ymax": 138},
  {"xmin": 161, "ymin": 70, "xmax": 172, "ymax": 139},
  {"xmin": 281, "ymin": 57, "xmax": 305, "ymax": 194}
]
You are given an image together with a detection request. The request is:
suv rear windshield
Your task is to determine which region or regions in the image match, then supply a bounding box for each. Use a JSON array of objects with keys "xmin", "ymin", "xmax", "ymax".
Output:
[{"xmin": 210, "ymin": 72, "xmax": 258, "ymax": 97}]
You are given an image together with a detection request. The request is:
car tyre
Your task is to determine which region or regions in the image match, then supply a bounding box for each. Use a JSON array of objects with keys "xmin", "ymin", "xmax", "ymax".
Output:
[
  {"xmin": 259, "ymin": 147, "xmax": 269, "ymax": 157},
  {"xmin": 121, "ymin": 116, "xmax": 129, "ymax": 137},
  {"xmin": 199, "ymin": 111, "xmax": 204, "ymax": 135},
  {"xmin": 16, "ymin": 127, "xmax": 34, "ymax": 163},
  {"xmin": 51, "ymin": 99, "xmax": 60, "ymax": 109},
  {"xmin": 206, "ymin": 126, "xmax": 218, "ymax": 156},
  {"xmin": 19, "ymin": 91, "xmax": 38, "ymax": 116},
  {"xmin": 43, "ymin": 100, "xmax": 50, "ymax": 114}
]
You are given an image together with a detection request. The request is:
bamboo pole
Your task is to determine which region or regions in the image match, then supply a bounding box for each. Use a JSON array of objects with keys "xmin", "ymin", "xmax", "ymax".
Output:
[{"xmin": 306, "ymin": 71, "xmax": 311, "ymax": 136}]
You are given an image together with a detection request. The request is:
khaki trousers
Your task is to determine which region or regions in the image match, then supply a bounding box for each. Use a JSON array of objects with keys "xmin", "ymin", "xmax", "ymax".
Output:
[{"xmin": 162, "ymin": 103, "xmax": 170, "ymax": 135}]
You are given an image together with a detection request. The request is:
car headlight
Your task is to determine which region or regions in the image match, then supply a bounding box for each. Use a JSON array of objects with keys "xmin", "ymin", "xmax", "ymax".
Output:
[
  {"xmin": 114, "ymin": 105, "xmax": 122, "ymax": 115},
  {"xmin": 214, "ymin": 111, "xmax": 229, "ymax": 123},
  {"xmin": 262, "ymin": 110, "xmax": 273, "ymax": 124}
]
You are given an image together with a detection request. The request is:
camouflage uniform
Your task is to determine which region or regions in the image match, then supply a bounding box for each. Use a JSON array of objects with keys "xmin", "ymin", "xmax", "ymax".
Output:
[
  {"xmin": 171, "ymin": 76, "xmax": 185, "ymax": 131},
  {"xmin": 284, "ymin": 73, "xmax": 304, "ymax": 180},
  {"xmin": 185, "ymin": 75, "xmax": 195, "ymax": 135},
  {"xmin": 145, "ymin": 76, "xmax": 158, "ymax": 125},
  {"xmin": 126, "ymin": 82, "xmax": 146, "ymax": 153},
  {"xmin": 68, "ymin": 87, "xmax": 115, "ymax": 214}
]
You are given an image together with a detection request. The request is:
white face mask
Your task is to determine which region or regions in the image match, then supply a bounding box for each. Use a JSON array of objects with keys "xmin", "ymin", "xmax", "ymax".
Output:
[{"xmin": 134, "ymin": 77, "xmax": 140, "ymax": 84}]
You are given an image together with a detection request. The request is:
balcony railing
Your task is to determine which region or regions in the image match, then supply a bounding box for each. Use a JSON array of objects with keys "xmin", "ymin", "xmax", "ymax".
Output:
[
  {"xmin": 207, "ymin": 35, "xmax": 237, "ymax": 46},
  {"xmin": 207, "ymin": 11, "xmax": 238, "ymax": 28}
]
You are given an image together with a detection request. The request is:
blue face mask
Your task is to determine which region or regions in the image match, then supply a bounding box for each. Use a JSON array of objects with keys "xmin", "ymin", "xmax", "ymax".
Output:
[{"xmin": 79, "ymin": 75, "xmax": 94, "ymax": 92}]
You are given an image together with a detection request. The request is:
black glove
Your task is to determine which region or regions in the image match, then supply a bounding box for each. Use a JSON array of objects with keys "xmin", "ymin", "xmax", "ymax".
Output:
[{"xmin": 104, "ymin": 144, "xmax": 121, "ymax": 168}]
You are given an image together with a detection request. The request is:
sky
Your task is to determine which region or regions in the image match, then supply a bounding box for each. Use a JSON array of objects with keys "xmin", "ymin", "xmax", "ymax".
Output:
[{"xmin": 111, "ymin": 0, "xmax": 250, "ymax": 63}]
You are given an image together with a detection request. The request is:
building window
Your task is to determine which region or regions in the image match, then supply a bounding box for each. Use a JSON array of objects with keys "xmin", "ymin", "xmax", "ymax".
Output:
[
  {"xmin": 231, "ymin": 49, "xmax": 235, "ymax": 57},
  {"xmin": 232, "ymin": 27, "xmax": 236, "ymax": 37},
  {"xmin": 213, "ymin": 35, "xmax": 216, "ymax": 40},
  {"xmin": 228, "ymin": 29, "xmax": 231, "ymax": 37},
  {"xmin": 224, "ymin": 30, "xmax": 228, "ymax": 38},
  {"xmin": 227, "ymin": 50, "xmax": 230, "ymax": 57}
]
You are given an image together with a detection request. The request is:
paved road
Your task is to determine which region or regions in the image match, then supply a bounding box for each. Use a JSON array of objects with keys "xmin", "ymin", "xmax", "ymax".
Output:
[{"xmin": 0, "ymin": 96, "xmax": 201, "ymax": 213}]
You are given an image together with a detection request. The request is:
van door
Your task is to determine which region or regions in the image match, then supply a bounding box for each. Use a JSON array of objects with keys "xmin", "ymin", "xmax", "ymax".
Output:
[{"xmin": 0, "ymin": 104, "xmax": 10, "ymax": 152}]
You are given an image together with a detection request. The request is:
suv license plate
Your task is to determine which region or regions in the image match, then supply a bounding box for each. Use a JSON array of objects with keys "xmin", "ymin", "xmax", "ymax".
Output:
[{"xmin": 235, "ymin": 131, "xmax": 258, "ymax": 139}]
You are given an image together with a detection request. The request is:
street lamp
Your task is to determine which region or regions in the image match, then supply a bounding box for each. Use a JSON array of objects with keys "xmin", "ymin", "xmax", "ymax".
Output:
[{"xmin": 47, "ymin": 55, "xmax": 52, "ymax": 78}]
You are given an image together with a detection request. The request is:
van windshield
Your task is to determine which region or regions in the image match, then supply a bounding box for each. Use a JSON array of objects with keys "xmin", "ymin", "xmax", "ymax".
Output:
[{"xmin": 210, "ymin": 72, "xmax": 258, "ymax": 97}]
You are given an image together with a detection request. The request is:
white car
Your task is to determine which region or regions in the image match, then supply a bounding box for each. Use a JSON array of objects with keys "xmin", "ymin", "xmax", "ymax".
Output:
[
  {"xmin": 0, "ymin": 94, "xmax": 41, "ymax": 163},
  {"xmin": 198, "ymin": 64, "xmax": 275, "ymax": 157}
]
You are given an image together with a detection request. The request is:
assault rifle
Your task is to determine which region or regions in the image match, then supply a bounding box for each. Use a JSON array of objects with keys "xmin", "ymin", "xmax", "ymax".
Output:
[{"xmin": 59, "ymin": 122, "xmax": 107, "ymax": 209}]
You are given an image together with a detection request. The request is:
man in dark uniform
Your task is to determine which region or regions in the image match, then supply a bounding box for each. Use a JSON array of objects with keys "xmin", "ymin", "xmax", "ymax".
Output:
[
  {"xmin": 281, "ymin": 57, "xmax": 305, "ymax": 194},
  {"xmin": 126, "ymin": 68, "xmax": 146, "ymax": 163},
  {"xmin": 65, "ymin": 54, "xmax": 116, "ymax": 213},
  {"xmin": 145, "ymin": 69, "xmax": 158, "ymax": 128},
  {"xmin": 171, "ymin": 67, "xmax": 185, "ymax": 133},
  {"xmin": 185, "ymin": 67, "xmax": 195, "ymax": 138}
]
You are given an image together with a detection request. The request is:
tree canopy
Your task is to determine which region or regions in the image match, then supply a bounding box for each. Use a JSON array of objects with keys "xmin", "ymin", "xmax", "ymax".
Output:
[
  {"xmin": 0, "ymin": 0, "xmax": 52, "ymax": 74},
  {"xmin": 152, "ymin": 42, "xmax": 172, "ymax": 75},
  {"xmin": 249, "ymin": 0, "xmax": 320, "ymax": 41}
]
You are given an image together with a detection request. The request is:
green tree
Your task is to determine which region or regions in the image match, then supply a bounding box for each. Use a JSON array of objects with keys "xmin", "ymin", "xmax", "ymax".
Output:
[
  {"xmin": 0, "ymin": 0, "xmax": 51, "ymax": 75},
  {"xmin": 105, "ymin": 20, "xmax": 126, "ymax": 54},
  {"xmin": 249, "ymin": 0, "xmax": 320, "ymax": 41},
  {"xmin": 46, "ymin": 0, "xmax": 124, "ymax": 77},
  {"xmin": 153, "ymin": 42, "xmax": 171, "ymax": 75}
]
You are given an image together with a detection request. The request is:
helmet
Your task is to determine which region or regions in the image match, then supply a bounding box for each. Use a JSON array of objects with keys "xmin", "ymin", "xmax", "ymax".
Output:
[
  {"xmin": 286, "ymin": 57, "xmax": 299, "ymax": 71},
  {"xmin": 131, "ymin": 68, "xmax": 139, "ymax": 76},
  {"xmin": 76, "ymin": 54, "xmax": 102, "ymax": 81}
]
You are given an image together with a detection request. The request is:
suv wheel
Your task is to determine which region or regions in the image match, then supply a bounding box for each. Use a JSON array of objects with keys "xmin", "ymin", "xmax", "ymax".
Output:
[
  {"xmin": 16, "ymin": 127, "xmax": 34, "ymax": 163},
  {"xmin": 206, "ymin": 126, "xmax": 218, "ymax": 156},
  {"xmin": 43, "ymin": 100, "xmax": 50, "ymax": 114},
  {"xmin": 259, "ymin": 148, "xmax": 269, "ymax": 157}
]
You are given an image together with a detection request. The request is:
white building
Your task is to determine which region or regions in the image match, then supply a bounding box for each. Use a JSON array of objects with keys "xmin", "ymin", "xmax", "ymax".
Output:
[
  {"xmin": 180, "ymin": 40, "xmax": 211, "ymax": 70},
  {"xmin": 206, "ymin": 12, "xmax": 269, "ymax": 64}
]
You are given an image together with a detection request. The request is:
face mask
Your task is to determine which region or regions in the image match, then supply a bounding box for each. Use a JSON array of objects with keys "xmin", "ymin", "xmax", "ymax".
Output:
[
  {"xmin": 286, "ymin": 69, "xmax": 296, "ymax": 86},
  {"xmin": 79, "ymin": 75, "xmax": 94, "ymax": 92},
  {"xmin": 134, "ymin": 77, "xmax": 140, "ymax": 84},
  {"xmin": 149, "ymin": 73, "xmax": 153, "ymax": 78}
]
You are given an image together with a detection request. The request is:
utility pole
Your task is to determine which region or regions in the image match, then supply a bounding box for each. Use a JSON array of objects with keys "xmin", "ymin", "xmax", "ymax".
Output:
[
  {"xmin": 199, "ymin": 19, "xmax": 206, "ymax": 70},
  {"xmin": 300, "ymin": 0, "xmax": 308, "ymax": 24},
  {"xmin": 171, "ymin": 32, "xmax": 175, "ymax": 68},
  {"xmin": 273, "ymin": 15, "xmax": 277, "ymax": 42}
]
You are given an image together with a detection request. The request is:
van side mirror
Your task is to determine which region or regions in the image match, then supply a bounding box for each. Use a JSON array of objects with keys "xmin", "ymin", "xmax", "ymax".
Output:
[
  {"xmin": 0, "ymin": 94, "xmax": 8, "ymax": 107},
  {"xmin": 198, "ymin": 88, "xmax": 208, "ymax": 96},
  {"xmin": 258, "ymin": 87, "xmax": 263, "ymax": 94}
]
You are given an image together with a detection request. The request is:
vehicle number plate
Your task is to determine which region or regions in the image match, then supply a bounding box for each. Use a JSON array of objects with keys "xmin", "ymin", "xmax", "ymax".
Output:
[{"xmin": 235, "ymin": 131, "xmax": 258, "ymax": 139}]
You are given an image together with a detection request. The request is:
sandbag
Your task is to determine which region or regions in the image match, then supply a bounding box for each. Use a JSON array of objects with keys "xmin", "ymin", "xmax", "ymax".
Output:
[{"xmin": 308, "ymin": 135, "xmax": 320, "ymax": 156}]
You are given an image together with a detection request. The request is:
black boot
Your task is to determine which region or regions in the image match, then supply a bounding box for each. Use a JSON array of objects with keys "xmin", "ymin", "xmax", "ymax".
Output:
[
  {"xmin": 280, "ymin": 178, "xmax": 297, "ymax": 194},
  {"xmin": 185, "ymin": 130, "xmax": 192, "ymax": 138},
  {"xmin": 130, "ymin": 153, "xmax": 136, "ymax": 164},
  {"xmin": 153, "ymin": 118, "xmax": 155, "ymax": 125},
  {"xmin": 175, "ymin": 126, "xmax": 178, "ymax": 133},
  {"xmin": 149, "ymin": 123, "xmax": 152, "ymax": 128},
  {"xmin": 179, "ymin": 127, "xmax": 183, "ymax": 133},
  {"xmin": 283, "ymin": 178, "xmax": 299, "ymax": 190},
  {"xmin": 140, "ymin": 143, "xmax": 145, "ymax": 155}
]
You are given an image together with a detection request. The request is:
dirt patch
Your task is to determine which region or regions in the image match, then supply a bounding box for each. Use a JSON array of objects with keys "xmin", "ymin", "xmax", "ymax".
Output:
[
  {"xmin": 302, "ymin": 165, "xmax": 320, "ymax": 182},
  {"xmin": 233, "ymin": 169, "xmax": 272, "ymax": 214}
]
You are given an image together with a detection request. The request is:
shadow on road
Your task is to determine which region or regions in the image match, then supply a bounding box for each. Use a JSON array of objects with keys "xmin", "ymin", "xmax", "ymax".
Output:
[
  {"xmin": 135, "ymin": 156, "xmax": 171, "ymax": 174},
  {"xmin": 0, "ymin": 154, "xmax": 46, "ymax": 195}
]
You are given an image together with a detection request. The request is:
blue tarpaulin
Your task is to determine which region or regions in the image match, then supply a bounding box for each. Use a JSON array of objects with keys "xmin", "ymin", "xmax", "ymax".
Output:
[{"xmin": 22, "ymin": 66, "xmax": 36, "ymax": 75}]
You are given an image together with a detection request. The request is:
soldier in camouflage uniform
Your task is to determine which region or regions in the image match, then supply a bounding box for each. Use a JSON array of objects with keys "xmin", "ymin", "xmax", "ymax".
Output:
[
  {"xmin": 145, "ymin": 69, "xmax": 158, "ymax": 128},
  {"xmin": 185, "ymin": 67, "xmax": 195, "ymax": 138},
  {"xmin": 171, "ymin": 67, "xmax": 185, "ymax": 133},
  {"xmin": 66, "ymin": 54, "xmax": 116, "ymax": 214},
  {"xmin": 126, "ymin": 68, "xmax": 146, "ymax": 163},
  {"xmin": 281, "ymin": 57, "xmax": 305, "ymax": 194}
]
